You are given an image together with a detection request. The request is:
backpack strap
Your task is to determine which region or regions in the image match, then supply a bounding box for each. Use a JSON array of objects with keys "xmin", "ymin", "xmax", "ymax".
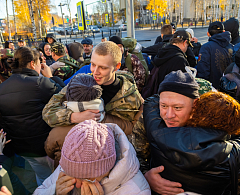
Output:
[{"xmin": 125, "ymin": 53, "xmax": 133, "ymax": 73}]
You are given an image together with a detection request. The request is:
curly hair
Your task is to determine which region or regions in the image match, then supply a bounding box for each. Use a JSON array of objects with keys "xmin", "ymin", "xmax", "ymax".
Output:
[{"xmin": 186, "ymin": 91, "xmax": 240, "ymax": 135}]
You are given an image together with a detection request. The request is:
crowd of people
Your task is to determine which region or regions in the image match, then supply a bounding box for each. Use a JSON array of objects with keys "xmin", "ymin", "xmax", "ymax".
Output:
[{"xmin": 0, "ymin": 17, "xmax": 240, "ymax": 195}]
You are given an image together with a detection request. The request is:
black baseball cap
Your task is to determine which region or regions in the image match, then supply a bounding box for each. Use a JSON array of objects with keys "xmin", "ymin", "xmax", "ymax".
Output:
[
  {"xmin": 173, "ymin": 30, "xmax": 193, "ymax": 47},
  {"xmin": 18, "ymin": 38, "xmax": 25, "ymax": 42},
  {"xmin": 208, "ymin": 21, "xmax": 224, "ymax": 31},
  {"xmin": 81, "ymin": 38, "xmax": 93, "ymax": 45},
  {"xmin": 109, "ymin": 36, "xmax": 124, "ymax": 46}
]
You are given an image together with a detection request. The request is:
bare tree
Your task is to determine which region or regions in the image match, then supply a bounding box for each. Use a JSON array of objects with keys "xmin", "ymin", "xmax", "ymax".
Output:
[{"xmin": 26, "ymin": 0, "xmax": 37, "ymax": 40}]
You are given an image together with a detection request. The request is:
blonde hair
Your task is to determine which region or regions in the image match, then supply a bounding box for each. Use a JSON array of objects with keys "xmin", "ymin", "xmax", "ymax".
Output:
[{"xmin": 93, "ymin": 41, "xmax": 122, "ymax": 66}]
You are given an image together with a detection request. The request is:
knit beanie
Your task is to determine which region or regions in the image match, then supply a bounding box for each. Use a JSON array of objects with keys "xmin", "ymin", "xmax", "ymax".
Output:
[
  {"xmin": 66, "ymin": 74, "xmax": 102, "ymax": 101},
  {"xmin": 158, "ymin": 70, "xmax": 200, "ymax": 99},
  {"xmin": 109, "ymin": 36, "xmax": 124, "ymax": 46},
  {"xmin": 59, "ymin": 120, "xmax": 116, "ymax": 178}
]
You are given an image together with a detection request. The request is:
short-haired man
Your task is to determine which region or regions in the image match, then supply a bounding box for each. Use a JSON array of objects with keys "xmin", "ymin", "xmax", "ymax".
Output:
[
  {"xmin": 51, "ymin": 42, "xmax": 81, "ymax": 81},
  {"xmin": 155, "ymin": 23, "xmax": 176, "ymax": 44},
  {"xmin": 17, "ymin": 38, "xmax": 26, "ymax": 47},
  {"xmin": 142, "ymin": 24, "xmax": 173, "ymax": 56},
  {"xmin": 197, "ymin": 21, "xmax": 233, "ymax": 89},
  {"xmin": 43, "ymin": 41, "xmax": 143, "ymax": 135},
  {"xmin": 81, "ymin": 38, "xmax": 93, "ymax": 60},
  {"xmin": 142, "ymin": 30, "xmax": 193, "ymax": 99},
  {"xmin": 101, "ymin": 37, "xmax": 107, "ymax": 42}
]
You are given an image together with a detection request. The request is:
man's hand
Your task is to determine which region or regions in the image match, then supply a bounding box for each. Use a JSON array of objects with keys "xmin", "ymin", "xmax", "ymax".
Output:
[
  {"xmin": 0, "ymin": 186, "xmax": 12, "ymax": 195},
  {"xmin": 71, "ymin": 110, "xmax": 101, "ymax": 124},
  {"xmin": 191, "ymin": 37, "xmax": 198, "ymax": 43},
  {"xmin": 56, "ymin": 172, "xmax": 76, "ymax": 195},
  {"xmin": 144, "ymin": 166, "xmax": 184, "ymax": 195},
  {"xmin": 41, "ymin": 63, "xmax": 53, "ymax": 78},
  {"xmin": 81, "ymin": 181, "xmax": 104, "ymax": 195}
]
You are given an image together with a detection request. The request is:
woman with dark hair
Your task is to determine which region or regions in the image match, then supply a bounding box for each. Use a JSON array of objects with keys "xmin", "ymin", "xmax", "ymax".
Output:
[
  {"xmin": 0, "ymin": 47, "xmax": 64, "ymax": 186},
  {"xmin": 41, "ymin": 42, "xmax": 55, "ymax": 66}
]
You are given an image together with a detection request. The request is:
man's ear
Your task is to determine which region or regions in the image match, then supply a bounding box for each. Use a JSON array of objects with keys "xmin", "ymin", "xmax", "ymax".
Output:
[
  {"xmin": 29, "ymin": 61, "xmax": 35, "ymax": 70},
  {"xmin": 115, "ymin": 62, "xmax": 121, "ymax": 71},
  {"xmin": 207, "ymin": 32, "xmax": 211, "ymax": 37},
  {"xmin": 193, "ymin": 98, "xmax": 198, "ymax": 106},
  {"xmin": 223, "ymin": 30, "xmax": 225, "ymax": 32}
]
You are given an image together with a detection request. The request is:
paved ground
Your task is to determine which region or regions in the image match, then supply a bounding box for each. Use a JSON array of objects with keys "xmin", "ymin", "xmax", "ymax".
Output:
[{"xmin": 57, "ymin": 27, "xmax": 209, "ymax": 47}]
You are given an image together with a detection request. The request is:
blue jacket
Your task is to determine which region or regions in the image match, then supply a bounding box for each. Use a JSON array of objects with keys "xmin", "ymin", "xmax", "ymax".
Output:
[
  {"xmin": 197, "ymin": 31, "xmax": 233, "ymax": 89},
  {"xmin": 64, "ymin": 65, "xmax": 91, "ymax": 85}
]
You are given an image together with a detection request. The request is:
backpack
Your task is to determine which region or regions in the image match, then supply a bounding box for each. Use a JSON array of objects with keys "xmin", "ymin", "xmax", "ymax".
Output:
[{"xmin": 122, "ymin": 37, "xmax": 149, "ymax": 79}]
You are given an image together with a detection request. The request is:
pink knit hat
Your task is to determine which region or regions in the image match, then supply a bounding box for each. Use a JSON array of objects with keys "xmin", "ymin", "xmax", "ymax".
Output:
[{"xmin": 59, "ymin": 120, "xmax": 116, "ymax": 178}]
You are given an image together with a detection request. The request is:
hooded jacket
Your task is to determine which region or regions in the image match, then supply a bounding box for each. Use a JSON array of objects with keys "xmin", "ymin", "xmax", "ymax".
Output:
[
  {"xmin": 0, "ymin": 68, "xmax": 62, "ymax": 157},
  {"xmin": 197, "ymin": 31, "xmax": 233, "ymax": 89},
  {"xmin": 143, "ymin": 95, "xmax": 240, "ymax": 195},
  {"xmin": 224, "ymin": 17, "xmax": 240, "ymax": 45},
  {"xmin": 33, "ymin": 123, "xmax": 151, "ymax": 195},
  {"xmin": 44, "ymin": 34, "xmax": 57, "ymax": 44},
  {"xmin": 41, "ymin": 42, "xmax": 55, "ymax": 66}
]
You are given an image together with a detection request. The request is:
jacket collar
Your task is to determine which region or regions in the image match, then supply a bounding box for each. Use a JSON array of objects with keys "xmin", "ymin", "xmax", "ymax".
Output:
[
  {"xmin": 100, "ymin": 123, "xmax": 139, "ymax": 194},
  {"xmin": 12, "ymin": 68, "xmax": 39, "ymax": 76}
]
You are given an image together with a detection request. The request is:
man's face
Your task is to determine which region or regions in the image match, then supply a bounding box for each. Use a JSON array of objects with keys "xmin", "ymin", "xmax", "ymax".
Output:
[
  {"xmin": 47, "ymin": 37, "xmax": 54, "ymax": 44},
  {"xmin": 83, "ymin": 44, "xmax": 93, "ymax": 55},
  {"xmin": 117, "ymin": 44, "xmax": 124, "ymax": 54},
  {"xmin": 18, "ymin": 41, "xmax": 25, "ymax": 47},
  {"xmin": 9, "ymin": 43, "xmax": 14, "ymax": 50},
  {"xmin": 90, "ymin": 51, "xmax": 119, "ymax": 85},
  {"xmin": 159, "ymin": 91, "xmax": 195, "ymax": 127}
]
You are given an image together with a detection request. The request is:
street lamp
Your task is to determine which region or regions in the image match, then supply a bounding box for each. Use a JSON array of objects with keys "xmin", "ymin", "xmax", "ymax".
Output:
[{"xmin": 58, "ymin": 3, "xmax": 68, "ymax": 43}]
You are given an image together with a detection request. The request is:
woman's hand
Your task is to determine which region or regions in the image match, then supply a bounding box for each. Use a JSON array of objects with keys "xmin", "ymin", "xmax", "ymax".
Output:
[
  {"xmin": 0, "ymin": 129, "xmax": 11, "ymax": 155},
  {"xmin": 41, "ymin": 63, "xmax": 53, "ymax": 78}
]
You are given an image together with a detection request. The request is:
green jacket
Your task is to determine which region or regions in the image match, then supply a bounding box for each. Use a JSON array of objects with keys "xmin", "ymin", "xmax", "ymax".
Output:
[
  {"xmin": 53, "ymin": 55, "xmax": 82, "ymax": 81},
  {"xmin": 43, "ymin": 71, "xmax": 142, "ymax": 127}
]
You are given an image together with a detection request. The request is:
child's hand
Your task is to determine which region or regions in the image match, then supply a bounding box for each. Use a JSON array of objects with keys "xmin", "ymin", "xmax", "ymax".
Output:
[{"xmin": 56, "ymin": 171, "xmax": 76, "ymax": 195}]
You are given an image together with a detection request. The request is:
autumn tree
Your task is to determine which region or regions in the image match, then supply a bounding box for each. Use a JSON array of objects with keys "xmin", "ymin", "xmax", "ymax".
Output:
[
  {"xmin": 14, "ymin": 0, "xmax": 52, "ymax": 37},
  {"xmin": 146, "ymin": 0, "xmax": 168, "ymax": 16}
]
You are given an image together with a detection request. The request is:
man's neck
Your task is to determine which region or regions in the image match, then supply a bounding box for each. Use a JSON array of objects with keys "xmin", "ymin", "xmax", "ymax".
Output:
[{"xmin": 55, "ymin": 55, "xmax": 65, "ymax": 61}]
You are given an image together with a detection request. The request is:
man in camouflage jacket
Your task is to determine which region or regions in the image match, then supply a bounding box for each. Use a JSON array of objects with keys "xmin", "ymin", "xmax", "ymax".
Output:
[
  {"xmin": 43, "ymin": 41, "xmax": 150, "ymax": 171},
  {"xmin": 51, "ymin": 42, "xmax": 82, "ymax": 81}
]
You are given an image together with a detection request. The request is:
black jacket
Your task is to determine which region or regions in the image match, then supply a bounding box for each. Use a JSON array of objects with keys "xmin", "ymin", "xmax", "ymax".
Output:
[
  {"xmin": 197, "ymin": 31, "xmax": 233, "ymax": 89},
  {"xmin": 142, "ymin": 34, "xmax": 173, "ymax": 56},
  {"xmin": 154, "ymin": 35, "xmax": 162, "ymax": 44},
  {"xmin": 0, "ymin": 68, "xmax": 63, "ymax": 157},
  {"xmin": 154, "ymin": 44, "xmax": 188, "ymax": 84},
  {"xmin": 143, "ymin": 95, "xmax": 240, "ymax": 195}
]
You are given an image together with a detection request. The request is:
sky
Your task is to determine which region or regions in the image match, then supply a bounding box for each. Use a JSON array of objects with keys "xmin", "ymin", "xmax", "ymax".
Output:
[{"xmin": 0, "ymin": 0, "xmax": 97, "ymax": 19}]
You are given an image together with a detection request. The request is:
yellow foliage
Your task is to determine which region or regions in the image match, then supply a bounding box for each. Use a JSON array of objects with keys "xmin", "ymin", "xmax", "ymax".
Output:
[
  {"xmin": 146, "ymin": 0, "xmax": 168, "ymax": 16},
  {"xmin": 14, "ymin": 0, "xmax": 51, "ymax": 35}
]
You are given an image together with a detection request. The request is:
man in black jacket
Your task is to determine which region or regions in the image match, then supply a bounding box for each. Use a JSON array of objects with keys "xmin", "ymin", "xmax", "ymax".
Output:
[
  {"xmin": 143, "ymin": 70, "xmax": 239, "ymax": 195},
  {"xmin": 142, "ymin": 30, "xmax": 194, "ymax": 99}
]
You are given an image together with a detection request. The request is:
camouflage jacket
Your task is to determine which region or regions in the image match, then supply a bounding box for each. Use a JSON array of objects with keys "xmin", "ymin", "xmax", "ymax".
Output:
[
  {"xmin": 43, "ymin": 71, "xmax": 142, "ymax": 127},
  {"xmin": 53, "ymin": 55, "xmax": 82, "ymax": 81},
  {"xmin": 122, "ymin": 54, "xmax": 146, "ymax": 92},
  {"xmin": 0, "ymin": 49, "xmax": 14, "ymax": 83},
  {"xmin": 43, "ymin": 71, "xmax": 150, "ymax": 171}
]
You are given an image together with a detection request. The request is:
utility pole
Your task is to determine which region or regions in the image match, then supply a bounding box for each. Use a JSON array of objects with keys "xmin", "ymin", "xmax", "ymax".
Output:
[
  {"xmin": 126, "ymin": 0, "xmax": 135, "ymax": 38},
  {"xmin": 59, "ymin": 3, "xmax": 68, "ymax": 43},
  {"xmin": 12, "ymin": 0, "xmax": 17, "ymax": 39},
  {"xmin": 110, "ymin": 2, "xmax": 114, "ymax": 27},
  {"xmin": 26, "ymin": 0, "xmax": 37, "ymax": 41},
  {"xmin": 6, "ymin": 0, "xmax": 11, "ymax": 40}
]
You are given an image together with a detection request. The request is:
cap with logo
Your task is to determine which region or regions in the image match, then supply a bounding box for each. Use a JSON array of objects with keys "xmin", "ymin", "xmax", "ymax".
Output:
[
  {"xmin": 51, "ymin": 42, "xmax": 65, "ymax": 55},
  {"xmin": 173, "ymin": 30, "xmax": 193, "ymax": 47},
  {"xmin": 208, "ymin": 21, "xmax": 224, "ymax": 32},
  {"xmin": 81, "ymin": 38, "xmax": 93, "ymax": 45},
  {"xmin": 18, "ymin": 38, "xmax": 25, "ymax": 42}
]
